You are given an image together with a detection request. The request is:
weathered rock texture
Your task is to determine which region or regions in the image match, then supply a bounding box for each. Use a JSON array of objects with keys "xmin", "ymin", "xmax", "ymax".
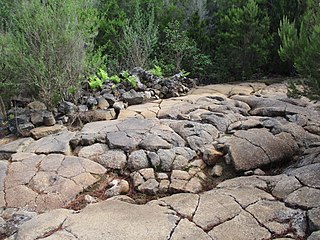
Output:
[{"xmin": 1, "ymin": 81, "xmax": 320, "ymax": 239}]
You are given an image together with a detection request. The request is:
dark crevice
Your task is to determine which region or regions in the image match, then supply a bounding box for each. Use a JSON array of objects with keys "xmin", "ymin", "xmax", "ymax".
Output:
[
  {"xmin": 64, "ymin": 228, "xmax": 80, "ymax": 240},
  {"xmin": 35, "ymin": 217, "xmax": 67, "ymax": 239},
  {"xmin": 191, "ymin": 194, "xmax": 200, "ymax": 220},
  {"xmin": 168, "ymin": 218, "xmax": 181, "ymax": 240}
]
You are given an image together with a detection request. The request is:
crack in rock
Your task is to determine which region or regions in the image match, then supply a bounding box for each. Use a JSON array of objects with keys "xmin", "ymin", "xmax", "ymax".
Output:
[
  {"xmin": 233, "ymin": 134, "xmax": 272, "ymax": 164},
  {"xmin": 35, "ymin": 217, "xmax": 67, "ymax": 239}
]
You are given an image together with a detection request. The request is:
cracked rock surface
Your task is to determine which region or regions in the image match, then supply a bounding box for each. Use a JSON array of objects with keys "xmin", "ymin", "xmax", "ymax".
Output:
[{"xmin": 1, "ymin": 82, "xmax": 320, "ymax": 239}]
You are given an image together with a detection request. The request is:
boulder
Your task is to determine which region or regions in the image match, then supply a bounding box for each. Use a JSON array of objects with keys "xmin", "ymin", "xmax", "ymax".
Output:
[
  {"xmin": 128, "ymin": 150, "xmax": 149, "ymax": 171},
  {"xmin": 98, "ymin": 150, "xmax": 127, "ymax": 170},
  {"xmin": 30, "ymin": 125, "xmax": 67, "ymax": 140},
  {"xmin": 96, "ymin": 96, "xmax": 110, "ymax": 110},
  {"xmin": 122, "ymin": 89, "xmax": 144, "ymax": 105},
  {"xmin": 27, "ymin": 101, "xmax": 47, "ymax": 111},
  {"xmin": 222, "ymin": 128, "xmax": 298, "ymax": 171},
  {"xmin": 58, "ymin": 101, "xmax": 78, "ymax": 115}
]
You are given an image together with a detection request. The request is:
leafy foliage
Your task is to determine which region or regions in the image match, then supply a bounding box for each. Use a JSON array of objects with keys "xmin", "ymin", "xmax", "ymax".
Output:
[
  {"xmin": 214, "ymin": 0, "xmax": 272, "ymax": 81},
  {"xmin": 159, "ymin": 20, "xmax": 211, "ymax": 77},
  {"xmin": 0, "ymin": 0, "xmax": 99, "ymax": 108},
  {"xmin": 120, "ymin": 70, "xmax": 137, "ymax": 88},
  {"xmin": 149, "ymin": 65, "xmax": 163, "ymax": 77},
  {"xmin": 1, "ymin": 0, "xmax": 319, "ymax": 107},
  {"xmin": 119, "ymin": 1, "xmax": 158, "ymax": 69},
  {"xmin": 278, "ymin": 0, "xmax": 320, "ymax": 98},
  {"xmin": 88, "ymin": 69, "xmax": 109, "ymax": 90}
]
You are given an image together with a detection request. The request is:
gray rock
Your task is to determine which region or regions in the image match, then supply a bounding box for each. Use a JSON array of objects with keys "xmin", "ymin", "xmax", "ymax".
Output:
[
  {"xmin": 19, "ymin": 200, "xmax": 178, "ymax": 240},
  {"xmin": 208, "ymin": 211, "xmax": 271, "ymax": 240},
  {"xmin": 272, "ymin": 175, "xmax": 302, "ymax": 200},
  {"xmin": 30, "ymin": 111, "xmax": 44, "ymax": 126},
  {"xmin": 0, "ymin": 162, "xmax": 7, "ymax": 208},
  {"xmin": 128, "ymin": 150, "xmax": 149, "ymax": 171},
  {"xmin": 169, "ymin": 179, "xmax": 188, "ymax": 193},
  {"xmin": 118, "ymin": 118, "xmax": 155, "ymax": 132},
  {"xmin": 86, "ymin": 96, "xmax": 98, "ymax": 108},
  {"xmin": 184, "ymin": 177, "xmax": 203, "ymax": 193},
  {"xmin": 159, "ymin": 180, "xmax": 170, "ymax": 193},
  {"xmin": 253, "ymin": 168, "xmax": 265, "ymax": 175},
  {"xmin": 169, "ymin": 121, "xmax": 219, "ymax": 152},
  {"xmin": 98, "ymin": 150, "xmax": 127, "ymax": 170},
  {"xmin": 27, "ymin": 101, "xmax": 47, "ymax": 111},
  {"xmin": 174, "ymin": 147, "xmax": 197, "ymax": 161},
  {"xmin": 286, "ymin": 163, "xmax": 320, "ymax": 188},
  {"xmin": 246, "ymin": 200, "xmax": 307, "ymax": 238},
  {"xmin": 25, "ymin": 131, "xmax": 75, "ymax": 155},
  {"xmin": 0, "ymin": 138, "xmax": 34, "ymax": 159},
  {"xmin": 18, "ymin": 122, "xmax": 35, "ymax": 137},
  {"xmin": 216, "ymin": 186, "xmax": 274, "ymax": 208},
  {"xmin": 78, "ymin": 143, "xmax": 108, "ymax": 160},
  {"xmin": 138, "ymin": 179, "xmax": 159, "ymax": 195},
  {"xmin": 148, "ymin": 152, "xmax": 161, "ymax": 169},
  {"xmin": 30, "ymin": 125, "xmax": 67, "ymax": 140},
  {"xmin": 308, "ymin": 231, "xmax": 320, "ymax": 240},
  {"xmin": 171, "ymin": 219, "xmax": 211, "ymax": 240},
  {"xmin": 16, "ymin": 209, "xmax": 72, "ymax": 240},
  {"xmin": 172, "ymin": 155, "xmax": 189, "ymax": 170},
  {"xmin": 131, "ymin": 171, "xmax": 145, "ymax": 188},
  {"xmin": 106, "ymin": 131, "xmax": 135, "ymax": 151},
  {"xmin": 138, "ymin": 168, "xmax": 155, "ymax": 180},
  {"xmin": 139, "ymin": 134, "xmax": 171, "ymax": 151},
  {"xmin": 150, "ymin": 125, "xmax": 186, "ymax": 147},
  {"xmin": 157, "ymin": 172, "xmax": 168, "ymax": 180},
  {"xmin": 285, "ymin": 187, "xmax": 320, "ymax": 209},
  {"xmin": 78, "ymin": 109, "xmax": 116, "ymax": 122},
  {"xmin": 5, "ymin": 153, "xmax": 106, "ymax": 212},
  {"xmin": 171, "ymin": 170, "xmax": 191, "ymax": 181},
  {"xmin": 58, "ymin": 101, "xmax": 78, "ymax": 115},
  {"xmin": 308, "ymin": 208, "xmax": 320, "ymax": 231},
  {"xmin": 153, "ymin": 193, "xmax": 199, "ymax": 219},
  {"xmin": 42, "ymin": 112, "xmax": 56, "ymax": 126},
  {"xmin": 96, "ymin": 96, "xmax": 110, "ymax": 110},
  {"xmin": 200, "ymin": 112, "xmax": 230, "ymax": 132},
  {"xmin": 193, "ymin": 191, "xmax": 242, "ymax": 230},
  {"xmin": 113, "ymin": 101, "xmax": 125, "ymax": 111},
  {"xmin": 158, "ymin": 149, "xmax": 175, "ymax": 171},
  {"xmin": 223, "ymin": 128, "xmax": 298, "ymax": 171},
  {"xmin": 122, "ymin": 89, "xmax": 144, "ymax": 105},
  {"xmin": 103, "ymin": 93, "xmax": 116, "ymax": 106},
  {"xmin": 78, "ymin": 104, "xmax": 88, "ymax": 112}
]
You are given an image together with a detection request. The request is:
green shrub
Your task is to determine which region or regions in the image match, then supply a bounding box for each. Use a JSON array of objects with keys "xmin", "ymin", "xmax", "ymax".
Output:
[
  {"xmin": 149, "ymin": 65, "xmax": 163, "ymax": 77},
  {"xmin": 119, "ymin": 1, "xmax": 158, "ymax": 69},
  {"xmin": 120, "ymin": 70, "xmax": 137, "ymax": 88},
  {"xmin": 278, "ymin": 0, "xmax": 320, "ymax": 98},
  {"xmin": 109, "ymin": 75, "xmax": 121, "ymax": 84},
  {"xmin": 159, "ymin": 20, "xmax": 211, "ymax": 77},
  {"xmin": 0, "ymin": 0, "xmax": 99, "ymax": 108},
  {"xmin": 214, "ymin": 0, "xmax": 272, "ymax": 81},
  {"xmin": 88, "ymin": 76, "xmax": 102, "ymax": 90}
]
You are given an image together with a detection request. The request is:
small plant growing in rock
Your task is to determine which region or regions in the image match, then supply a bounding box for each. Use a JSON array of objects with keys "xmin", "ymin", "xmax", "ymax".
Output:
[
  {"xmin": 88, "ymin": 75, "xmax": 104, "ymax": 90},
  {"xmin": 109, "ymin": 75, "xmax": 121, "ymax": 84},
  {"xmin": 120, "ymin": 70, "xmax": 137, "ymax": 88},
  {"xmin": 181, "ymin": 69, "xmax": 190, "ymax": 77},
  {"xmin": 88, "ymin": 68, "xmax": 109, "ymax": 90},
  {"xmin": 97, "ymin": 68, "xmax": 108, "ymax": 81},
  {"xmin": 149, "ymin": 65, "xmax": 163, "ymax": 77}
]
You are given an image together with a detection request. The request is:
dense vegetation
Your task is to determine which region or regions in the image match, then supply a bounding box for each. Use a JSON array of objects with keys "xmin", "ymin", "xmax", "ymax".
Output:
[{"xmin": 0, "ymin": 0, "xmax": 318, "ymax": 107}]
